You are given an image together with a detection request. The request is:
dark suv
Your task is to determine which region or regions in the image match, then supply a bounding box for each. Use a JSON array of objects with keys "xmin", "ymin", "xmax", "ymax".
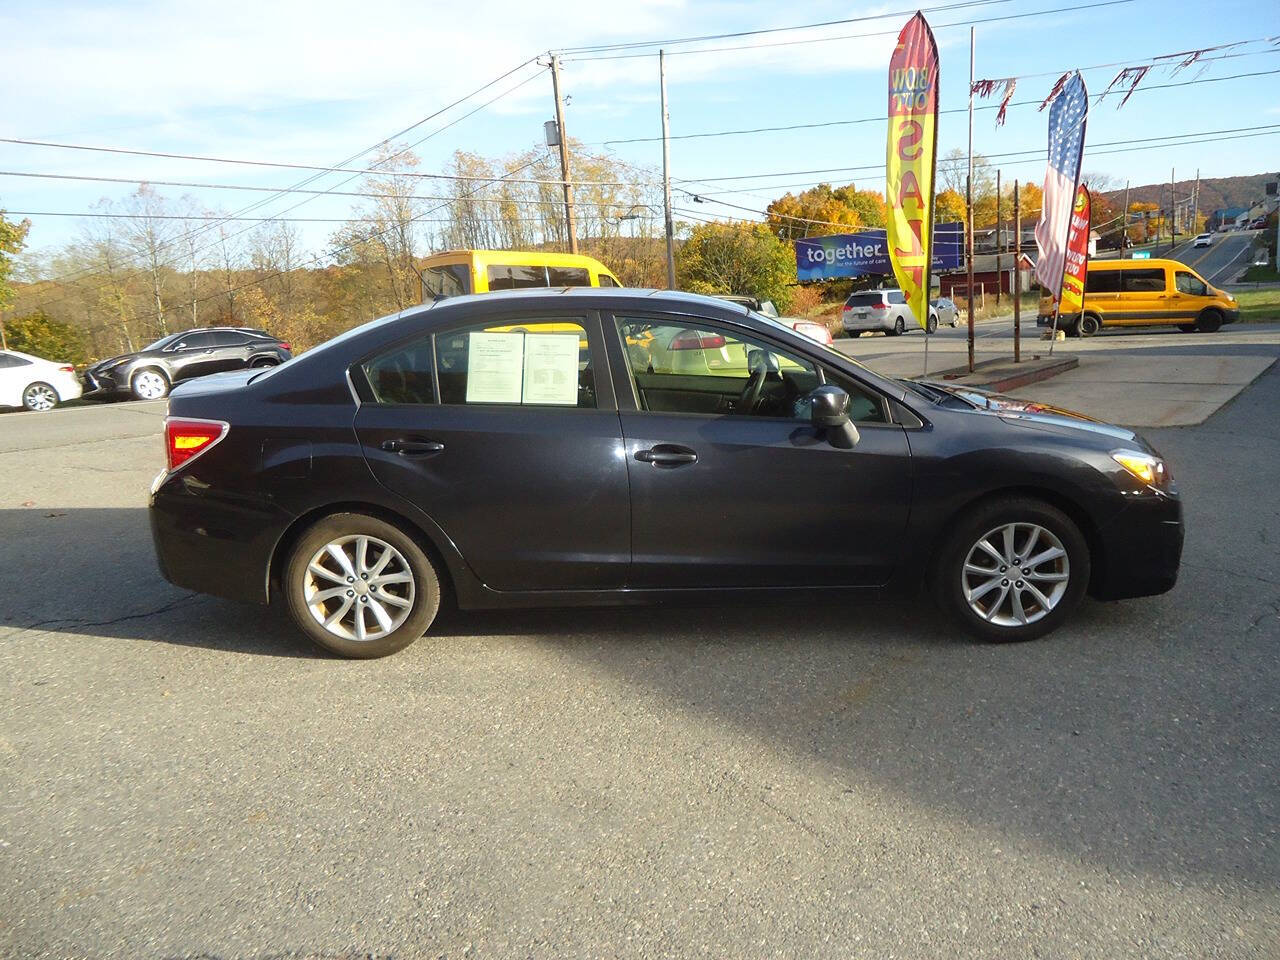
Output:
[{"xmin": 83, "ymin": 327, "xmax": 292, "ymax": 401}]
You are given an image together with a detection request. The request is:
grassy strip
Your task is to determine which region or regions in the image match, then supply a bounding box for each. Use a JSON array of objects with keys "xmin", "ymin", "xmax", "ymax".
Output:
[{"xmin": 1232, "ymin": 288, "xmax": 1280, "ymax": 323}]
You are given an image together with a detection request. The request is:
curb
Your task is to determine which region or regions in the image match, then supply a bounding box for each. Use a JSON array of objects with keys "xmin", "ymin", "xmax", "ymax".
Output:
[
  {"xmin": 930, "ymin": 356, "xmax": 1079, "ymax": 393},
  {"xmin": 981, "ymin": 357, "xmax": 1078, "ymax": 393}
]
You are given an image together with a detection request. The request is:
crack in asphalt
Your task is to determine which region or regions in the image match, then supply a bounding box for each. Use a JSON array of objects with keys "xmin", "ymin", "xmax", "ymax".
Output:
[{"xmin": 9, "ymin": 592, "xmax": 202, "ymax": 635}]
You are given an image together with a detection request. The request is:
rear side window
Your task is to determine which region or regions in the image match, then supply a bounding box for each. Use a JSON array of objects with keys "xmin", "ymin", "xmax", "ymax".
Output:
[
  {"xmin": 1121, "ymin": 268, "xmax": 1166, "ymax": 292},
  {"xmin": 0, "ymin": 352, "xmax": 32, "ymax": 369},
  {"xmin": 597, "ymin": 274, "xmax": 620, "ymax": 287},
  {"xmin": 887, "ymin": 291, "xmax": 906, "ymax": 304},
  {"xmin": 435, "ymin": 318, "xmax": 596, "ymax": 408},
  {"xmin": 487, "ymin": 264, "xmax": 547, "ymax": 290},
  {"xmin": 210, "ymin": 331, "xmax": 247, "ymax": 347},
  {"xmin": 423, "ymin": 263, "xmax": 470, "ymax": 298},
  {"xmin": 1085, "ymin": 269, "xmax": 1121, "ymax": 293},
  {"xmin": 363, "ymin": 337, "xmax": 436, "ymax": 405},
  {"xmin": 547, "ymin": 266, "xmax": 590, "ymax": 287}
]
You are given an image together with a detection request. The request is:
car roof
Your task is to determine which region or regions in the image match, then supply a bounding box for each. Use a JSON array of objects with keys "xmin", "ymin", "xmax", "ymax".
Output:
[{"xmin": 412, "ymin": 286, "xmax": 755, "ymax": 318}]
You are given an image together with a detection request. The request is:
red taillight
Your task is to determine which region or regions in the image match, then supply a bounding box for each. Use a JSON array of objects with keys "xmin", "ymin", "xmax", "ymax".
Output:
[
  {"xmin": 165, "ymin": 418, "xmax": 228, "ymax": 472},
  {"xmin": 58, "ymin": 364, "xmax": 75, "ymax": 372},
  {"xmin": 870, "ymin": 303, "xmax": 888, "ymax": 313},
  {"xmin": 669, "ymin": 330, "xmax": 727, "ymax": 350},
  {"xmin": 278, "ymin": 342, "xmax": 291, "ymax": 352}
]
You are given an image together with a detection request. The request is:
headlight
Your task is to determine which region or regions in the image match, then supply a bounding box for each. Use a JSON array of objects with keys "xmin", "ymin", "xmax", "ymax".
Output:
[{"xmin": 1111, "ymin": 450, "xmax": 1168, "ymax": 488}]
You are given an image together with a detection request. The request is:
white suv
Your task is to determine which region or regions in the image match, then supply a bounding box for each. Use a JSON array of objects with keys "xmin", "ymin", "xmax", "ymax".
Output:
[
  {"xmin": 1192, "ymin": 233, "xmax": 1213, "ymax": 248},
  {"xmin": 842, "ymin": 289, "xmax": 937, "ymax": 336}
]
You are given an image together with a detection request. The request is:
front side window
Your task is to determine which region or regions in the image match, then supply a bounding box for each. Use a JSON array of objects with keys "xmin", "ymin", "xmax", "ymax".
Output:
[
  {"xmin": 436, "ymin": 318, "xmax": 596, "ymax": 408},
  {"xmin": 1175, "ymin": 271, "xmax": 1208, "ymax": 296},
  {"xmin": 174, "ymin": 332, "xmax": 216, "ymax": 350},
  {"xmin": 487, "ymin": 264, "xmax": 547, "ymax": 290},
  {"xmin": 1121, "ymin": 268, "xmax": 1166, "ymax": 293},
  {"xmin": 616, "ymin": 316, "xmax": 884, "ymax": 422}
]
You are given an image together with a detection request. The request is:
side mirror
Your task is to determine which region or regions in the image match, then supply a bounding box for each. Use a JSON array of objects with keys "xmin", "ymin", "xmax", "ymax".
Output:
[{"xmin": 808, "ymin": 384, "xmax": 860, "ymax": 449}]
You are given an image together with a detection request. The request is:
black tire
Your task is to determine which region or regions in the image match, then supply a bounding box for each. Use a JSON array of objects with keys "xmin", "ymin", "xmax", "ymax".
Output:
[
  {"xmin": 130, "ymin": 367, "xmax": 170, "ymax": 400},
  {"xmin": 1196, "ymin": 309, "xmax": 1223, "ymax": 333},
  {"xmin": 890, "ymin": 317, "xmax": 905, "ymax": 337},
  {"xmin": 283, "ymin": 512, "xmax": 441, "ymax": 659},
  {"xmin": 1078, "ymin": 314, "xmax": 1101, "ymax": 337},
  {"xmin": 926, "ymin": 315, "xmax": 938, "ymax": 334},
  {"xmin": 933, "ymin": 496, "xmax": 1091, "ymax": 644}
]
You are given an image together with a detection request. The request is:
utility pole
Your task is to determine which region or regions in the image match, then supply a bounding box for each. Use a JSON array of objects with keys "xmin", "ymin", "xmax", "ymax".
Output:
[
  {"xmin": 965, "ymin": 26, "xmax": 976, "ymax": 373},
  {"xmin": 1121, "ymin": 179, "xmax": 1130, "ymax": 258},
  {"xmin": 659, "ymin": 49, "xmax": 676, "ymax": 290},
  {"xmin": 1192, "ymin": 168, "xmax": 1200, "ymax": 235},
  {"xmin": 1167, "ymin": 167, "xmax": 1175, "ymax": 253},
  {"xmin": 995, "ymin": 168, "xmax": 1002, "ymax": 306},
  {"xmin": 549, "ymin": 55, "xmax": 578, "ymax": 254},
  {"xmin": 1013, "ymin": 180, "xmax": 1021, "ymax": 363}
]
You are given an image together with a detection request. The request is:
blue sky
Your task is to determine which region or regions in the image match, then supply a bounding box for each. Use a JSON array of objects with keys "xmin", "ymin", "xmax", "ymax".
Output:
[{"xmin": 3, "ymin": 0, "xmax": 1277, "ymax": 259}]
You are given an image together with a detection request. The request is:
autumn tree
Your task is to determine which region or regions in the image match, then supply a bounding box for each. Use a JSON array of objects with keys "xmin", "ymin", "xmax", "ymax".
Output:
[
  {"xmin": 0, "ymin": 209, "xmax": 31, "ymax": 350},
  {"xmin": 675, "ymin": 221, "xmax": 796, "ymax": 311}
]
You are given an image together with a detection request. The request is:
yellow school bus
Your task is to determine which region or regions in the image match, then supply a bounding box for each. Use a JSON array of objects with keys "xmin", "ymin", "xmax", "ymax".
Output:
[{"xmin": 420, "ymin": 249, "xmax": 621, "ymax": 300}]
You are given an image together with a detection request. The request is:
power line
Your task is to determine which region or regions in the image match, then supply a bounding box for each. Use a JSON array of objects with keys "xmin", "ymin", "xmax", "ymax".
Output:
[
  {"xmin": 554, "ymin": 0, "xmax": 1015, "ymax": 54},
  {"xmin": 562, "ymin": 0, "xmax": 1135, "ymax": 62},
  {"xmin": 26, "ymin": 58, "xmax": 546, "ymax": 294},
  {"xmin": 596, "ymin": 61, "xmax": 1280, "ymax": 146},
  {"xmin": 0, "ymin": 136, "xmax": 641, "ymax": 187},
  {"xmin": 4, "ymin": 210, "xmax": 631, "ymax": 225}
]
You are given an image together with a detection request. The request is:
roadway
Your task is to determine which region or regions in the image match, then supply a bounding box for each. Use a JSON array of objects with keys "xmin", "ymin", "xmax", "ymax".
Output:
[{"xmin": 1, "ymin": 364, "xmax": 1278, "ymax": 958}]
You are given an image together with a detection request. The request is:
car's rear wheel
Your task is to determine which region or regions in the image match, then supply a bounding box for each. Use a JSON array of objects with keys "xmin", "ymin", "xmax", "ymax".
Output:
[
  {"xmin": 934, "ymin": 497, "xmax": 1090, "ymax": 643},
  {"xmin": 1196, "ymin": 309, "xmax": 1223, "ymax": 333},
  {"xmin": 890, "ymin": 317, "xmax": 905, "ymax": 336},
  {"xmin": 22, "ymin": 382, "xmax": 59, "ymax": 412},
  {"xmin": 284, "ymin": 513, "xmax": 441, "ymax": 658},
  {"xmin": 131, "ymin": 368, "xmax": 170, "ymax": 400}
]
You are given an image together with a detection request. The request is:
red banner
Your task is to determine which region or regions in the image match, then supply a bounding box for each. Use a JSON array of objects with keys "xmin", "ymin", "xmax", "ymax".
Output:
[{"xmin": 1059, "ymin": 184, "xmax": 1091, "ymax": 314}]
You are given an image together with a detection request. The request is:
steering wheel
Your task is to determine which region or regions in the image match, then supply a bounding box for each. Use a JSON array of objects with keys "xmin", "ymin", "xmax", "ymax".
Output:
[{"xmin": 737, "ymin": 366, "xmax": 767, "ymax": 415}]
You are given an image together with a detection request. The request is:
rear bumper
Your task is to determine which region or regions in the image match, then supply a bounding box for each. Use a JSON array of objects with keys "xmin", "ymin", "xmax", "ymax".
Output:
[
  {"xmin": 842, "ymin": 314, "xmax": 894, "ymax": 333},
  {"xmin": 1090, "ymin": 492, "xmax": 1183, "ymax": 601},
  {"xmin": 150, "ymin": 474, "xmax": 290, "ymax": 604}
]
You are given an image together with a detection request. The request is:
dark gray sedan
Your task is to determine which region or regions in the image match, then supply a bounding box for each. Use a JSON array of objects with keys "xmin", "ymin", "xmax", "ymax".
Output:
[{"xmin": 150, "ymin": 288, "xmax": 1182, "ymax": 658}]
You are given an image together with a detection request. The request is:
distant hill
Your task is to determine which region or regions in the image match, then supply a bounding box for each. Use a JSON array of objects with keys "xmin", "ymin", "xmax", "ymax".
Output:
[{"xmin": 1100, "ymin": 172, "xmax": 1276, "ymax": 214}]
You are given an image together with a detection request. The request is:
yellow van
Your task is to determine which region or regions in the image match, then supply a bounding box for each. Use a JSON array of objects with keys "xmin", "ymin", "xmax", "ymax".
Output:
[
  {"xmin": 1038, "ymin": 258, "xmax": 1238, "ymax": 336},
  {"xmin": 419, "ymin": 249, "xmax": 621, "ymax": 301}
]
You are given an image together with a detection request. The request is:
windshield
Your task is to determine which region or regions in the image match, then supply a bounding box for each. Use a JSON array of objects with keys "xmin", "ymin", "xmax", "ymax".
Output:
[{"xmin": 143, "ymin": 334, "xmax": 179, "ymax": 351}]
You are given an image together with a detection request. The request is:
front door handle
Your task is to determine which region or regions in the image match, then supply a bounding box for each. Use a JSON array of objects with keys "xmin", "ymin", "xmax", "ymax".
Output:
[
  {"xmin": 635, "ymin": 444, "xmax": 698, "ymax": 466},
  {"xmin": 381, "ymin": 439, "xmax": 445, "ymax": 457}
]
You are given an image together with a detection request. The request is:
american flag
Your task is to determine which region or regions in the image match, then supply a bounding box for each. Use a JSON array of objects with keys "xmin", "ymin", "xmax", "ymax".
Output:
[{"xmin": 1034, "ymin": 72, "xmax": 1088, "ymax": 298}]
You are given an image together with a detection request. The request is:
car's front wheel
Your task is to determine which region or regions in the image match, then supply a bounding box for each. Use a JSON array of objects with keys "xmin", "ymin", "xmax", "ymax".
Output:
[
  {"xmin": 934, "ymin": 497, "xmax": 1090, "ymax": 643},
  {"xmin": 283, "ymin": 512, "xmax": 441, "ymax": 658},
  {"xmin": 22, "ymin": 382, "xmax": 59, "ymax": 411},
  {"xmin": 131, "ymin": 368, "xmax": 170, "ymax": 400}
]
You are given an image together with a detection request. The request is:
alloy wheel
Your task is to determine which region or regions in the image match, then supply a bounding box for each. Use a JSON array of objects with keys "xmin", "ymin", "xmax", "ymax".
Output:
[
  {"xmin": 134, "ymin": 371, "xmax": 168, "ymax": 399},
  {"xmin": 303, "ymin": 534, "xmax": 416, "ymax": 642},
  {"xmin": 23, "ymin": 384, "xmax": 57, "ymax": 411},
  {"xmin": 961, "ymin": 522, "xmax": 1070, "ymax": 627}
]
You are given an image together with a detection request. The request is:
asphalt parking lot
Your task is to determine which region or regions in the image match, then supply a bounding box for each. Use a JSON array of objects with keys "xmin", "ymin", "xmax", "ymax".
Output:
[{"xmin": 2, "ymin": 364, "xmax": 1278, "ymax": 958}]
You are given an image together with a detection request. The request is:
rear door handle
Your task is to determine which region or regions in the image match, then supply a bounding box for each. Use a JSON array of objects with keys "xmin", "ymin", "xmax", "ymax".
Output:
[
  {"xmin": 381, "ymin": 439, "xmax": 445, "ymax": 457},
  {"xmin": 635, "ymin": 444, "xmax": 697, "ymax": 466}
]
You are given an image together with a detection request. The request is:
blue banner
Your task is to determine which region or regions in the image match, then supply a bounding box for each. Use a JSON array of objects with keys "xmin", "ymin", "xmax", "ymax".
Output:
[{"xmin": 795, "ymin": 222, "xmax": 964, "ymax": 281}]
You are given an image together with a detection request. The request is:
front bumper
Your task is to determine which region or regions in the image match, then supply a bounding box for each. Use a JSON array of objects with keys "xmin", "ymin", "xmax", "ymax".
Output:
[
  {"xmin": 1090, "ymin": 491, "xmax": 1183, "ymax": 601},
  {"xmin": 81, "ymin": 367, "xmax": 128, "ymax": 397},
  {"xmin": 1223, "ymin": 308, "xmax": 1240, "ymax": 324}
]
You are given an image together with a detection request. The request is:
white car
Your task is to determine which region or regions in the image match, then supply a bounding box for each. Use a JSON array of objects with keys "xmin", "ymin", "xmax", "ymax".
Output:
[
  {"xmin": 1193, "ymin": 233, "xmax": 1214, "ymax": 248},
  {"xmin": 0, "ymin": 349, "xmax": 83, "ymax": 412}
]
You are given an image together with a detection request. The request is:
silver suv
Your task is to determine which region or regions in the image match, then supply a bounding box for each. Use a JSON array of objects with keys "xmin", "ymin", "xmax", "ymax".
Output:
[{"xmin": 842, "ymin": 289, "xmax": 939, "ymax": 336}]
